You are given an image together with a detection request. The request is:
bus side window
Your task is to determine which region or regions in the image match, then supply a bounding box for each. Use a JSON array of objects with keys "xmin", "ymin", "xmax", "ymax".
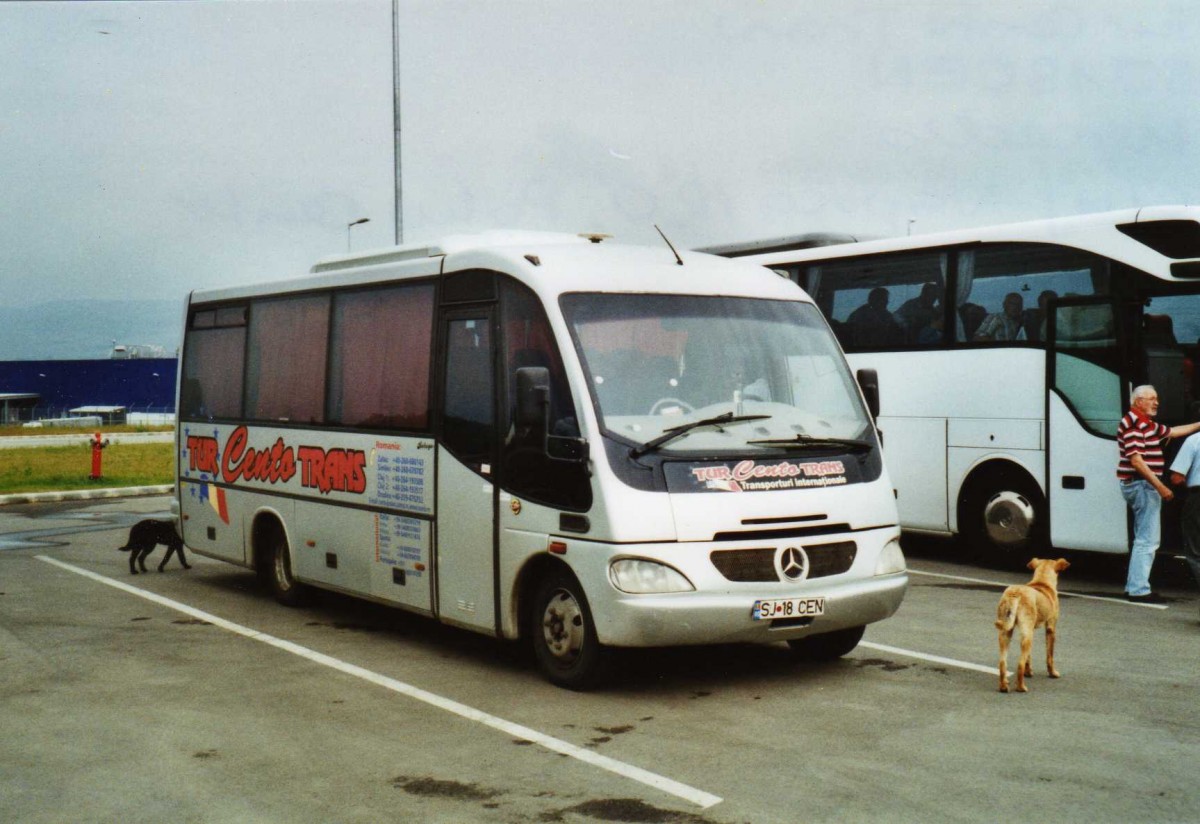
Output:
[
  {"xmin": 180, "ymin": 307, "xmax": 246, "ymax": 420},
  {"xmin": 811, "ymin": 253, "xmax": 947, "ymax": 350},
  {"xmin": 245, "ymin": 294, "xmax": 330, "ymax": 423},
  {"xmin": 327, "ymin": 283, "xmax": 433, "ymax": 430},
  {"xmin": 954, "ymin": 245, "xmax": 1108, "ymax": 344}
]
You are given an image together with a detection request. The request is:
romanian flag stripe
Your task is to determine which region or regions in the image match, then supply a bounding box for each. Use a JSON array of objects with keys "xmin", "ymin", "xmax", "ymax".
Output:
[{"xmin": 201, "ymin": 482, "xmax": 230, "ymax": 524}]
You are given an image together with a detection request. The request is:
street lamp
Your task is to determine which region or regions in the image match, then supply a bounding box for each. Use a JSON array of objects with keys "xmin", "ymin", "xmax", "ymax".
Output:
[{"xmin": 347, "ymin": 217, "xmax": 370, "ymax": 252}]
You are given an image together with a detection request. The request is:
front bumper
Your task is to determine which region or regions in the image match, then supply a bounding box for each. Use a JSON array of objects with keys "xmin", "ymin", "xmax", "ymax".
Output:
[
  {"xmin": 596, "ymin": 572, "xmax": 908, "ymax": 647},
  {"xmin": 563, "ymin": 526, "xmax": 908, "ymax": 648}
]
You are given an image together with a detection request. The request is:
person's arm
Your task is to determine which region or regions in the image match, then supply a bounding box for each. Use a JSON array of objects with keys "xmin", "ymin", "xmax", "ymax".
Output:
[
  {"xmin": 1131, "ymin": 452, "xmax": 1174, "ymax": 500},
  {"xmin": 1168, "ymin": 421, "xmax": 1200, "ymax": 439},
  {"xmin": 1169, "ymin": 437, "xmax": 1196, "ymax": 487}
]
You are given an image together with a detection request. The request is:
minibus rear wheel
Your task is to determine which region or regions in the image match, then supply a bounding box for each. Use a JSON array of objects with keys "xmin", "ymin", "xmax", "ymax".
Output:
[
  {"xmin": 266, "ymin": 530, "xmax": 312, "ymax": 607},
  {"xmin": 530, "ymin": 569, "xmax": 607, "ymax": 690},
  {"xmin": 787, "ymin": 625, "xmax": 865, "ymax": 661}
]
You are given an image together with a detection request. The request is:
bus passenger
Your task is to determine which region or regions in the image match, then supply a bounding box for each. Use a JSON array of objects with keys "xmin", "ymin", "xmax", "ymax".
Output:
[
  {"xmin": 958, "ymin": 303, "xmax": 986, "ymax": 341},
  {"xmin": 916, "ymin": 312, "xmax": 944, "ymax": 344},
  {"xmin": 895, "ymin": 282, "xmax": 942, "ymax": 342},
  {"xmin": 1025, "ymin": 289, "xmax": 1057, "ymax": 342},
  {"xmin": 846, "ymin": 287, "xmax": 903, "ymax": 347},
  {"xmin": 974, "ymin": 292, "xmax": 1026, "ymax": 341}
]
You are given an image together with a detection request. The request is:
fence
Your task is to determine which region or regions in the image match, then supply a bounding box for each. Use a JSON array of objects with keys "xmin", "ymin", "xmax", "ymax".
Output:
[{"xmin": 1, "ymin": 406, "xmax": 176, "ymax": 426}]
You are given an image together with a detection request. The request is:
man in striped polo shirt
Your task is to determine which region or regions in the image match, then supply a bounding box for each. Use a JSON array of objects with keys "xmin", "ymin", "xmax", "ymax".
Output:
[{"xmin": 1118, "ymin": 385, "xmax": 1200, "ymax": 602}]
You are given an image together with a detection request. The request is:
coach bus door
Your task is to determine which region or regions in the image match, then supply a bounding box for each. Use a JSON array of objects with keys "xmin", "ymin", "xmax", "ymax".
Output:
[
  {"xmin": 435, "ymin": 309, "xmax": 500, "ymax": 633},
  {"xmin": 1046, "ymin": 297, "xmax": 1129, "ymax": 551}
]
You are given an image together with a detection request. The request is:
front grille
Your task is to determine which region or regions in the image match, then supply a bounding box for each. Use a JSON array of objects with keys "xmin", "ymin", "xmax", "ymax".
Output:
[
  {"xmin": 806, "ymin": 541, "xmax": 857, "ymax": 578},
  {"xmin": 710, "ymin": 548, "xmax": 776, "ymax": 582},
  {"xmin": 709, "ymin": 540, "xmax": 857, "ymax": 582}
]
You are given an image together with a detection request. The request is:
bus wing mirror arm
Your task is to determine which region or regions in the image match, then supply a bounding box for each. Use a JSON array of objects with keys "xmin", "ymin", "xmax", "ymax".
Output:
[
  {"xmin": 516, "ymin": 366, "xmax": 551, "ymax": 428},
  {"xmin": 856, "ymin": 368, "xmax": 880, "ymax": 420}
]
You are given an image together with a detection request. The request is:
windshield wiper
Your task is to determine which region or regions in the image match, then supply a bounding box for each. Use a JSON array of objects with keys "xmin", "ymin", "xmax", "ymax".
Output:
[
  {"xmin": 748, "ymin": 434, "xmax": 874, "ymax": 453},
  {"xmin": 630, "ymin": 412, "xmax": 771, "ymax": 458}
]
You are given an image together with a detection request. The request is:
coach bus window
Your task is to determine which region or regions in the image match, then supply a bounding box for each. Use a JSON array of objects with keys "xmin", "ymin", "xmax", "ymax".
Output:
[
  {"xmin": 956, "ymin": 245, "xmax": 1109, "ymax": 343},
  {"xmin": 1140, "ymin": 293, "xmax": 1200, "ymax": 422},
  {"xmin": 181, "ymin": 307, "xmax": 246, "ymax": 420},
  {"xmin": 500, "ymin": 280, "xmax": 590, "ymax": 510},
  {"xmin": 245, "ymin": 294, "xmax": 330, "ymax": 424},
  {"xmin": 327, "ymin": 283, "xmax": 434, "ymax": 430},
  {"xmin": 807, "ymin": 252, "xmax": 947, "ymax": 349},
  {"xmin": 1053, "ymin": 302, "xmax": 1121, "ymax": 436}
]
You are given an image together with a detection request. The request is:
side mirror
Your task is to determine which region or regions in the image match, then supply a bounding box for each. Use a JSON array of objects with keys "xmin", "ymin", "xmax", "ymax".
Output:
[
  {"xmin": 516, "ymin": 366, "xmax": 550, "ymax": 428},
  {"xmin": 515, "ymin": 365, "xmax": 590, "ymax": 465},
  {"xmin": 856, "ymin": 368, "xmax": 880, "ymax": 420}
]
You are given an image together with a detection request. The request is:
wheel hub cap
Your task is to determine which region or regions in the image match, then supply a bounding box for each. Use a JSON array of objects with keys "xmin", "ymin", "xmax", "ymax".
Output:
[
  {"xmin": 984, "ymin": 490, "xmax": 1035, "ymax": 546},
  {"xmin": 542, "ymin": 590, "xmax": 584, "ymax": 660}
]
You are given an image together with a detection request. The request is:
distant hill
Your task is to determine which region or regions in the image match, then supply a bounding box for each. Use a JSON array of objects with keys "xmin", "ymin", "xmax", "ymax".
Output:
[{"xmin": 0, "ymin": 299, "xmax": 182, "ymax": 361}]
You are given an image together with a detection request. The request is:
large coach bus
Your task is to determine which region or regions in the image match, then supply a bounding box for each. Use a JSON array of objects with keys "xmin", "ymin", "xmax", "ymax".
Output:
[
  {"xmin": 175, "ymin": 232, "xmax": 907, "ymax": 687},
  {"xmin": 704, "ymin": 206, "xmax": 1200, "ymax": 557}
]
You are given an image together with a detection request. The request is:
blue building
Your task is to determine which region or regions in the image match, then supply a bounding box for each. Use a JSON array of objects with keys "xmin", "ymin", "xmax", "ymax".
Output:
[{"xmin": 0, "ymin": 358, "xmax": 177, "ymax": 422}]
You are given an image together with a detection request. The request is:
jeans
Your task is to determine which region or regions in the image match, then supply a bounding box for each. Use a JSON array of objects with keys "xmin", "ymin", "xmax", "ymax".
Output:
[{"xmin": 1120, "ymin": 479, "xmax": 1161, "ymax": 596}]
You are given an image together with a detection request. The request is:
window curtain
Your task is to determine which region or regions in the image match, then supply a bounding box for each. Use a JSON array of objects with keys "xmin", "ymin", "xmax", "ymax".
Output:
[{"xmin": 954, "ymin": 251, "xmax": 975, "ymax": 341}]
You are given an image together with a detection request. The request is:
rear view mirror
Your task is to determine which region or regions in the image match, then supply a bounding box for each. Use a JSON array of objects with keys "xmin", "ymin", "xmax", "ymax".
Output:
[
  {"xmin": 515, "ymin": 365, "xmax": 589, "ymax": 465},
  {"xmin": 856, "ymin": 368, "xmax": 880, "ymax": 419}
]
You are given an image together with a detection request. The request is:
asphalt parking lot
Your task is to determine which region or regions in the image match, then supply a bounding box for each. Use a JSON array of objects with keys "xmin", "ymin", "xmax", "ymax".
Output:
[{"xmin": 2, "ymin": 496, "xmax": 1198, "ymax": 823}]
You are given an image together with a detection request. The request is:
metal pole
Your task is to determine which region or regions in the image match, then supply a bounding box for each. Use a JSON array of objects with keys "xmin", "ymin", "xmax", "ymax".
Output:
[
  {"xmin": 392, "ymin": 0, "xmax": 403, "ymax": 245},
  {"xmin": 347, "ymin": 218, "xmax": 370, "ymax": 252}
]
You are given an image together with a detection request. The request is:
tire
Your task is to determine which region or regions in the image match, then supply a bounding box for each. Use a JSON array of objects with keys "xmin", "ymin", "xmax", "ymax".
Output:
[
  {"xmin": 530, "ymin": 569, "xmax": 607, "ymax": 690},
  {"xmin": 787, "ymin": 625, "xmax": 865, "ymax": 661},
  {"xmin": 959, "ymin": 466, "xmax": 1046, "ymax": 563},
  {"xmin": 266, "ymin": 529, "xmax": 312, "ymax": 607}
]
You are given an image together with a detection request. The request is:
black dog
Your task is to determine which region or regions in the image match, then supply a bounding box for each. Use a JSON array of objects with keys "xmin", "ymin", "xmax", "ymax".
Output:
[{"xmin": 119, "ymin": 519, "xmax": 190, "ymax": 574}]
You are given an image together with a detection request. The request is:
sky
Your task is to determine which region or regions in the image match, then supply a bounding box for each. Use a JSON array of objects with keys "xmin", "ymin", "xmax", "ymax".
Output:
[{"xmin": 2, "ymin": 0, "xmax": 1199, "ymax": 310}]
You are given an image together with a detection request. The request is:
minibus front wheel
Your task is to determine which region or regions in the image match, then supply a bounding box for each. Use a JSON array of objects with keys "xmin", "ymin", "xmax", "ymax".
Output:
[{"xmin": 530, "ymin": 568, "xmax": 607, "ymax": 690}]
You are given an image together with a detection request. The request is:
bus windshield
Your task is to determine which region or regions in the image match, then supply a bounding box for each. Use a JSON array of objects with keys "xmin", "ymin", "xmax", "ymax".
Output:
[{"xmin": 560, "ymin": 293, "xmax": 872, "ymax": 453}]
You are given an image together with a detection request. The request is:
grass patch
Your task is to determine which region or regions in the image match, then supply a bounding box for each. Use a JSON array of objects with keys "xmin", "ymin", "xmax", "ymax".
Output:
[{"xmin": 0, "ymin": 442, "xmax": 174, "ymax": 494}]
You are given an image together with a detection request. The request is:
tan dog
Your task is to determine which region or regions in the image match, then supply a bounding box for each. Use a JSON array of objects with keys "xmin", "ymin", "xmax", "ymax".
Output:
[{"xmin": 995, "ymin": 557, "xmax": 1069, "ymax": 693}]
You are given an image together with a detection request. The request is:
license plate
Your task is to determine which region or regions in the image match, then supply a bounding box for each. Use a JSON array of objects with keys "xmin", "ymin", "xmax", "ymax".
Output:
[{"xmin": 752, "ymin": 597, "xmax": 825, "ymax": 620}]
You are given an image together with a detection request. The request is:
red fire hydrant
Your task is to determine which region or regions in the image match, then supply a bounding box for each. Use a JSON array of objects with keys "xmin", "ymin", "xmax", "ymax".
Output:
[{"xmin": 89, "ymin": 432, "xmax": 110, "ymax": 480}]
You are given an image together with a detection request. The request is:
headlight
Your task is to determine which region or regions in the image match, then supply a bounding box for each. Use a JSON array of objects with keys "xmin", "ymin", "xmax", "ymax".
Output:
[
  {"xmin": 874, "ymin": 538, "xmax": 906, "ymax": 576},
  {"xmin": 610, "ymin": 559, "xmax": 695, "ymax": 594}
]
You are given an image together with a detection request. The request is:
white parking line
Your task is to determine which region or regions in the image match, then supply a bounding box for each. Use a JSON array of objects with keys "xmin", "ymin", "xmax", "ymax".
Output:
[
  {"xmin": 907, "ymin": 568, "xmax": 1170, "ymax": 610},
  {"xmin": 35, "ymin": 555, "xmax": 722, "ymax": 810},
  {"xmin": 859, "ymin": 641, "xmax": 1000, "ymax": 676}
]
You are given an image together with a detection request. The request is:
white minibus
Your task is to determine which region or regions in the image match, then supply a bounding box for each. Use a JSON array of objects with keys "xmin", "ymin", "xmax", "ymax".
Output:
[{"xmin": 176, "ymin": 231, "xmax": 907, "ymax": 687}]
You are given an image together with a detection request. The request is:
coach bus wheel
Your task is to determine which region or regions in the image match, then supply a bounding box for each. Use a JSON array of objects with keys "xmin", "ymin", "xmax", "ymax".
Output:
[
  {"xmin": 268, "ymin": 532, "xmax": 312, "ymax": 607},
  {"xmin": 786, "ymin": 625, "xmax": 865, "ymax": 661},
  {"xmin": 960, "ymin": 466, "xmax": 1045, "ymax": 563},
  {"xmin": 530, "ymin": 570, "xmax": 607, "ymax": 690}
]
